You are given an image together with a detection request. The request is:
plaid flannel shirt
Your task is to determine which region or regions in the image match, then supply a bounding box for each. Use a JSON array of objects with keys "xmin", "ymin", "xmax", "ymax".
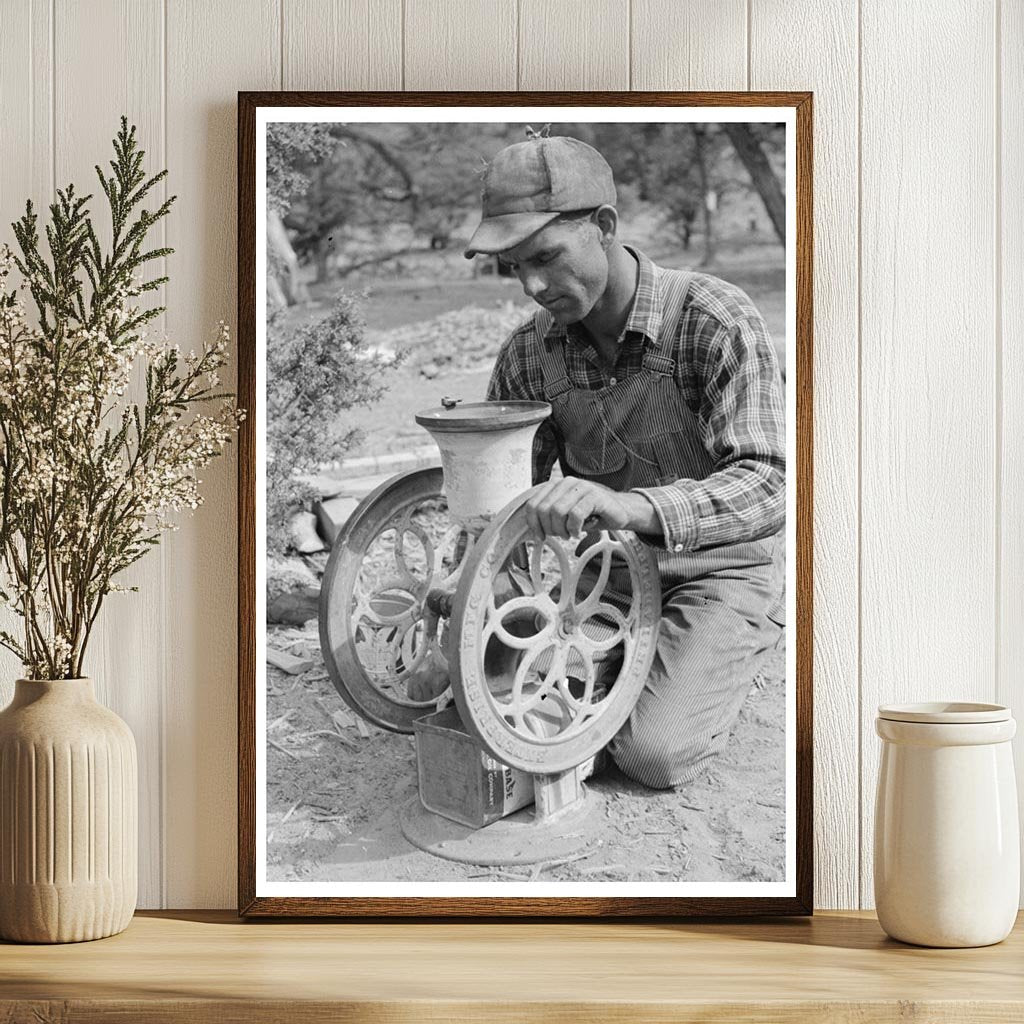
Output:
[{"xmin": 485, "ymin": 245, "xmax": 786, "ymax": 553}]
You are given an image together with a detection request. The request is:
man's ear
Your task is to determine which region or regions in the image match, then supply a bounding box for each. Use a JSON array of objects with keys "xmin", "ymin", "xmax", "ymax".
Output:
[{"xmin": 594, "ymin": 205, "xmax": 618, "ymax": 249}]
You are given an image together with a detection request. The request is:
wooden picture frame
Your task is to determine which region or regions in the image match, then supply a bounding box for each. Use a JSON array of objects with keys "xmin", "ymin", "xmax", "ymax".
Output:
[{"xmin": 238, "ymin": 91, "xmax": 813, "ymax": 918}]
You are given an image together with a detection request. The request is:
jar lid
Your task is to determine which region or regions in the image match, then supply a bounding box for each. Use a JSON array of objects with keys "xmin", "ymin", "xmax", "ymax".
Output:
[
  {"xmin": 877, "ymin": 702, "xmax": 1011, "ymax": 724},
  {"xmin": 414, "ymin": 401, "xmax": 551, "ymax": 433}
]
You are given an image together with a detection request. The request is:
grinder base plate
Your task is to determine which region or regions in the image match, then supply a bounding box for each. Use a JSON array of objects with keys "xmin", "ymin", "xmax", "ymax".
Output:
[{"xmin": 398, "ymin": 789, "xmax": 604, "ymax": 866}]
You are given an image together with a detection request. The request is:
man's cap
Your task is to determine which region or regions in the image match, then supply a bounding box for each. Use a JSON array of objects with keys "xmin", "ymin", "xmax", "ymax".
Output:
[{"xmin": 463, "ymin": 135, "xmax": 616, "ymax": 259}]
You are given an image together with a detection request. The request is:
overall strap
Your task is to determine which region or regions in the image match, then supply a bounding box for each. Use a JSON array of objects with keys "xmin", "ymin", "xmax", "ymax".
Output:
[
  {"xmin": 641, "ymin": 269, "xmax": 695, "ymax": 377},
  {"xmin": 534, "ymin": 307, "xmax": 573, "ymax": 401}
]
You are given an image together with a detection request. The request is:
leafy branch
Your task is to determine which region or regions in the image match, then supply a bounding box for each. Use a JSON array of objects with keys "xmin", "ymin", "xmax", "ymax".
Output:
[{"xmin": 0, "ymin": 117, "xmax": 242, "ymax": 680}]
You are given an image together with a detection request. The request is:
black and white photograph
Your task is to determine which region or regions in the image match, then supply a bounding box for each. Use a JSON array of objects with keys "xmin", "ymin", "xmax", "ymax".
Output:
[{"xmin": 243, "ymin": 98, "xmax": 808, "ymax": 914}]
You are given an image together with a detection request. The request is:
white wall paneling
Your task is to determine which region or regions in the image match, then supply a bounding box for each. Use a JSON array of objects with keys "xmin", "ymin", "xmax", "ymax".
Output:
[
  {"xmin": 404, "ymin": 0, "xmax": 517, "ymax": 91},
  {"xmin": 1000, "ymin": 0, "xmax": 1024, "ymax": 899},
  {"xmin": 0, "ymin": 0, "xmax": 52, "ymax": 268},
  {"xmin": 0, "ymin": 2, "xmax": 53, "ymax": 693},
  {"xmin": 518, "ymin": 0, "xmax": 629, "ymax": 91},
  {"xmin": 631, "ymin": 0, "xmax": 747, "ymax": 91},
  {"xmin": 0, "ymin": 0, "xmax": 1016, "ymax": 910},
  {"xmin": 283, "ymin": 0, "xmax": 402, "ymax": 91},
  {"xmin": 859, "ymin": 0, "xmax": 998, "ymax": 909},
  {"xmin": 750, "ymin": 0, "xmax": 860, "ymax": 910},
  {"xmin": 163, "ymin": 0, "xmax": 280, "ymax": 909},
  {"xmin": 58, "ymin": 0, "xmax": 167, "ymax": 908}
]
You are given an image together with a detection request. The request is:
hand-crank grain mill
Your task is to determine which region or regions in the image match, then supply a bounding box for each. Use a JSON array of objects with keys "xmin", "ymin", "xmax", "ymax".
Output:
[{"xmin": 319, "ymin": 401, "xmax": 662, "ymax": 865}]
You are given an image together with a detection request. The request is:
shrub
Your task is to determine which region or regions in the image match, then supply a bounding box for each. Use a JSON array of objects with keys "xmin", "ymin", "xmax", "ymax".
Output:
[{"xmin": 266, "ymin": 293, "xmax": 393, "ymax": 555}]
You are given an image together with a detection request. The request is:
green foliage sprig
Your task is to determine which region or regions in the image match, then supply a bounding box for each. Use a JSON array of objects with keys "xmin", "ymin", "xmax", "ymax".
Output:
[{"xmin": 0, "ymin": 117, "xmax": 242, "ymax": 679}]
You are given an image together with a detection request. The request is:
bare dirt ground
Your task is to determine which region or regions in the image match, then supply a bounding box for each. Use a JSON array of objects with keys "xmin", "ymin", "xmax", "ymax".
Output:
[{"xmin": 265, "ymin": 624, "xmax": 786, "ymax": 884}]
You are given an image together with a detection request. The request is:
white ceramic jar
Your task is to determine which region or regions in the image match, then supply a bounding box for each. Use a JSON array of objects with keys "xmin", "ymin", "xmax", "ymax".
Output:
[{"xmin": 874, "ymin": 702, "xmax": 1019, "ymax": 947}]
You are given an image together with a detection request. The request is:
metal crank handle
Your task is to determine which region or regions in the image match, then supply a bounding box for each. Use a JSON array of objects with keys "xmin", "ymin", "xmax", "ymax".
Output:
[{"xmin": 526, "ymin": 513, "xmax": 604, "ymax": 544}]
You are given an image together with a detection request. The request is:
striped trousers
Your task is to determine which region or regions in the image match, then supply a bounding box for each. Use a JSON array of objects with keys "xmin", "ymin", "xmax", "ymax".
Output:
[{"xmin": 606, "ymin": 556, "xmax": 784, "ymax": 790}]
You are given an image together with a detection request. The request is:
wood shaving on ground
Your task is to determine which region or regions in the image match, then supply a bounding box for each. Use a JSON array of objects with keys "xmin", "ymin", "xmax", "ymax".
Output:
[
  {"xmin": 315, "ymin": 698, "xmax": 357, "ymax": 736},
  {"xmin": 577, "ymin": 863, "xmax": 629, "ymax": 876},
  {"xmin": 525, "ymin": 849, "xmax": 599, "ymax": 880},
  {"xmin": 268, "ymin": 709, "xmax": 296, "ymax": 732},
  {"xmin": 293, "ymin": 729, "xmax": 360, "ymax": 751},
  {"xmin": 267, "ymin": 647, "xmax": 314, "ymax": 674},
  {"xmin": 313, "ymin": 698, "xmax": 336, "ymax": 724},
  {"xmin": 332, "ymin": 709, "xmax": 356, "ymax": 730}
]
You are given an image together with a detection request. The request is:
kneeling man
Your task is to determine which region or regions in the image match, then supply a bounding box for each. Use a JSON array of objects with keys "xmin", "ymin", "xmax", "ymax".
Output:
[{"xmin": 466, "ymin": 132, "xmax": 786, "ymax": 789}]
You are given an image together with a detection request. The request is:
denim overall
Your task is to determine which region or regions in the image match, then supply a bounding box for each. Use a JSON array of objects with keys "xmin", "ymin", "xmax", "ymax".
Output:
[{"xmin": 533, "ymin": 266, "xmax": 785, "ymax": 789}]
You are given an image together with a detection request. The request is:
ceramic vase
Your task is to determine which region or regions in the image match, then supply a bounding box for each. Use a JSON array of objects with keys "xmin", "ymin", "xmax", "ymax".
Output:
[
  {"xmin": 0, "ymin": 677, "xmax": 137, "ymax": 943},
  {"xmin": 874, "ymin": 702, "xmax": 1019, "ymax": 948}
]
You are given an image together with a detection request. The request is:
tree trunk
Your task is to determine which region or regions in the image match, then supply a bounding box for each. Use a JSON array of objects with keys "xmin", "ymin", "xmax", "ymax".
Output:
[
  {"xmin": 723, "ymin": 124, "xmax": 786, "ymax": 246},
  {"xmin": 314, "ymin": 235, "xmax": 332, "ymax": 284},
  {"xmin": 336, "ymin": 244, "xmax": 432, "ymax": 277},
  {"xmin": 693, "ymin": 126, "xmax": 716, "ymax": 267},
  {"xmin": 268, "ymin": 208, "xmax": 309, "ymax": 306},
  {"xmin": 267, "ymin": 273, "xmax": 288, "ymax": 310}
]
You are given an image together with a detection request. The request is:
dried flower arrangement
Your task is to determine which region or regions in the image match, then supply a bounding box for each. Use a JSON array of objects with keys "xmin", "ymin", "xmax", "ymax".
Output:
[{"xmin": 0, "ymin": 117, "xmax": 242, "ymax": 680}]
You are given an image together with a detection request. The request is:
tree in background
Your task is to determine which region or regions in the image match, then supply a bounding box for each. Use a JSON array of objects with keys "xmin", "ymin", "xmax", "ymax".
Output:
[
  {"xmin": 271, "ymin": 121, "xmax": 786, "ymax": 285},
  {"xmin": 266, "ymin": 123, "xmax": 340, "ymax": 305},
  {"xmin": 721, "ymin": 123, "xmax": 786, "ymax": 244},
  {"xmin": 284, "ymin": 124, "xmax": 420, "ymax": 283},
  {"xmin": 587, "ymin": 121, "xmax": 786, "ymax": 265},
  {"xmin": 282, "ymin": 122, "xmax": 505, "ymax": 283},
  {"xmin": 264, "ymin": 123, "xmax": 395, "ymax": 569}
]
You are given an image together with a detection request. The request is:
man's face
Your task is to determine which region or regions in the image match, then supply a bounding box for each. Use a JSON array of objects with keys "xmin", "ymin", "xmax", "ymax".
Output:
[{"xmin": 498, "ymin": 212, "xmax": 609, "ymax": 324}]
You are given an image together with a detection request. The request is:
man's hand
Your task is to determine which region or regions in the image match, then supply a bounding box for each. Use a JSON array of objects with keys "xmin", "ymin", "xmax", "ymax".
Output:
[{"xmin": 524, "ymin": 477, "xmax": 661, "ymax": 540}]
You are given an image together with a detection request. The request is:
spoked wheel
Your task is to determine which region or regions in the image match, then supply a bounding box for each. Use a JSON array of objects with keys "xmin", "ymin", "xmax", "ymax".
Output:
[
  {"xmin": 450, "ymin": 485, "xmax": 662, "ymax": 774},
  {"xmin": 319, "ymin": 467, "xmax": 473, "ymax": 732}
]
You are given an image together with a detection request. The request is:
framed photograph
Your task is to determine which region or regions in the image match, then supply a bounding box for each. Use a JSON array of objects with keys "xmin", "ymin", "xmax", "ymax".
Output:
[{"xmin": 238, "ymin": 91, "xmax": 812, "ymax": 917}]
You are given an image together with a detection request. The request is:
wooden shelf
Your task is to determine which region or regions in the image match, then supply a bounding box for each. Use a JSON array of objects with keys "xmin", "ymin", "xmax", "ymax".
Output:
[{"xmin": 2, "ymin": 910, "xmax": 1022, "ymax": 1022}]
